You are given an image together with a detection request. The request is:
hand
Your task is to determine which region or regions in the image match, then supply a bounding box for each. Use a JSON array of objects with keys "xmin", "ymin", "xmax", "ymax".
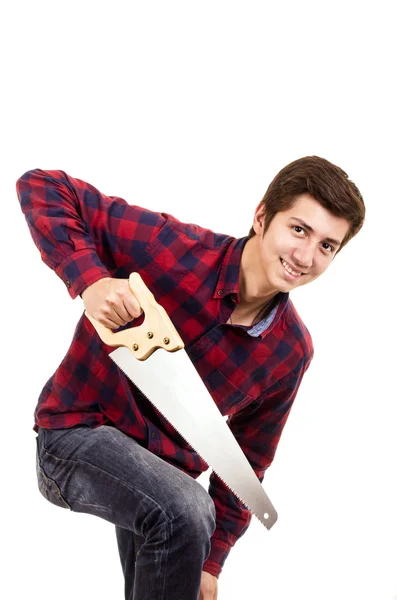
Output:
[
  {"xmin": 82, "ymin": 277, "xmax": 142, "ymax": 329},
  {"xmin": 199, "ymin": 571, "xmax": 218, "ymax": 599}
]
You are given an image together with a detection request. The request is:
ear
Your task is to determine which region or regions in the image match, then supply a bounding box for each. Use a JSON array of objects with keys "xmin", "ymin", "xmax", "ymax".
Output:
[{"xmin": 252, "ymin": 203, "xmax": 266, "ymax": 235}]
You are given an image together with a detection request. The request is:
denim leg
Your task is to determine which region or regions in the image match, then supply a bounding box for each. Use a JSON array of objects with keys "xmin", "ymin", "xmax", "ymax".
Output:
[
  {"xmin": 115, "ymin": 526, "xmax": 145, "ymax": 600},
  {"xmin": 36, "ymin": 425, "xmax": 216, "ymax": 600}
]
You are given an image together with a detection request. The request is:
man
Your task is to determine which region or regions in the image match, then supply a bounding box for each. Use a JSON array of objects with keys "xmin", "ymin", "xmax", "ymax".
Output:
[{"xmin": 16, "ymin": 156, "xmax": 365, "ymax": 599}]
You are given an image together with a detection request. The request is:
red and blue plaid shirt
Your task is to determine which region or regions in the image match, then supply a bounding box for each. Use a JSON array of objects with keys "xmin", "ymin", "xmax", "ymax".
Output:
[{"xmin": 16, "ymin": 168, "xmax": 314, "ymax": 578}]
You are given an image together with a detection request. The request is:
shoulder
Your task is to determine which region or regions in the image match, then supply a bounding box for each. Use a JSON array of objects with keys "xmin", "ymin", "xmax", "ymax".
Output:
[
  {"xmin": 167, "ymin": 215, "xmax": 233, "ymax": 250},
  {"xmin": 156, "ymin": 212, "xmax": 235, "ymax": 266}
]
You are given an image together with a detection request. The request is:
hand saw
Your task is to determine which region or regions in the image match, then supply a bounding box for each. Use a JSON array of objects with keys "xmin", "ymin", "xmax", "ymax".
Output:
[{"xmin": 85, "ymin": 272, "xmax": 278, "ymax": 529}]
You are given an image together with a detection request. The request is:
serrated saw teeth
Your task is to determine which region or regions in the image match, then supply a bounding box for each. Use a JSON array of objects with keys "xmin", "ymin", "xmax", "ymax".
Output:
[{"xmin": 113, "ymin": 355, "xmax": 273, "ymax": 529}]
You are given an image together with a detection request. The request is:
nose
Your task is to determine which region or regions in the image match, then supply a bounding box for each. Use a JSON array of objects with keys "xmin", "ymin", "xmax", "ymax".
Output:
[{"xmin": 291, "ymin": 244, "xmax": 315, "ymax": 270}]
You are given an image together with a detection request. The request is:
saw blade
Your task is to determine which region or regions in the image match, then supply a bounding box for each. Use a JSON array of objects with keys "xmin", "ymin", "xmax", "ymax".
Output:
[{"xmin": 109, "ymin": 345, "xmax": 278, "ymax": 529}]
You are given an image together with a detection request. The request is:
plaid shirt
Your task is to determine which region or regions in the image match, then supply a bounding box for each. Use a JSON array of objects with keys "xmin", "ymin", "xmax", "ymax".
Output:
[{"xmin": 16, "ymin": 169, "xmax": 314, "ymax": 578}]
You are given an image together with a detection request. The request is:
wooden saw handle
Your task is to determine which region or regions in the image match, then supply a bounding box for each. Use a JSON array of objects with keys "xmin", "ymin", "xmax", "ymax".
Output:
[{"xmin": 84, "ymin": 272, "xmax": 185, "ymax": 360}]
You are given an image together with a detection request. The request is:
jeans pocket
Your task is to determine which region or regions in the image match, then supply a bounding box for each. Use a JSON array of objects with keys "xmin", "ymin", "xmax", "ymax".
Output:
[{"xmin": 35, "ymin": 437, "xmax": 71, "ymax": 510}]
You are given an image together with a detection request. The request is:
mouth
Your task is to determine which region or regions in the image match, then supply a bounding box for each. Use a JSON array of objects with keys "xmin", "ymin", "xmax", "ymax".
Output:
[{"xmin": 280, "ymin": 258, "xmax": 306, "ymax": 279}]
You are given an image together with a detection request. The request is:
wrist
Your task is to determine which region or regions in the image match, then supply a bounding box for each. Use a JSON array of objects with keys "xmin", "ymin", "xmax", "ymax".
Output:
[{"xmin": 81, "ymin": 276, "xmax": 111, "ymax": 300}]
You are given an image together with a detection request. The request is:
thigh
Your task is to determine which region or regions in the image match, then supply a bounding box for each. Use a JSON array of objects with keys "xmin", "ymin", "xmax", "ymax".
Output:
[{"xmin": 36, "ymin": 425, "xmax": 214, "ymax": 533}]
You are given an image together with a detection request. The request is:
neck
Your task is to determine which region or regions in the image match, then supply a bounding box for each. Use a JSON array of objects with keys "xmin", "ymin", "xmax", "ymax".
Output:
[{"xmin": 237, "ymin": 236, "xmax": 278, "ymax": 312}]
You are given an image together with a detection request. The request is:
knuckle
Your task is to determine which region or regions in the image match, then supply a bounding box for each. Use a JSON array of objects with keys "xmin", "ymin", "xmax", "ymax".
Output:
[{"xmin": 103, "ymin": 307, "xmax": 113, "ymax": 318}]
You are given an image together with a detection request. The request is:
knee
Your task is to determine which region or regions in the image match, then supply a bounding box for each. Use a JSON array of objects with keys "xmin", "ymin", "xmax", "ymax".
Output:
[{"xmin": 173, "ymin": 482, "xmax": 216, "ymax": 539}]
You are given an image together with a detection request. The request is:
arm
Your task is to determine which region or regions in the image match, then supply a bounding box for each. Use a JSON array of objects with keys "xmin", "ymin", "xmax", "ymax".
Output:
[
  {"xmin": 203, "ymin": 359, "xmax": 312, "ymax": 577},
  {"xmin": 16, "ymin": 169, "xmax": 168, "ymax": 299}
]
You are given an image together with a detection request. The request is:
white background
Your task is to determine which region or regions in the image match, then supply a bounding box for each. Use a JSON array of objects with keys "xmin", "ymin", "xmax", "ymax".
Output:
[{"xmin": 1, "ymin": 1, "xmax": 396, "ymax": 599}]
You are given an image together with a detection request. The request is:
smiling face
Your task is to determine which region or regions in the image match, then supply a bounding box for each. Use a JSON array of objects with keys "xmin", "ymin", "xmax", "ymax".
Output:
[{"xmin": 250, "ymin": 193, "xmax": 351, "ymax": 296}]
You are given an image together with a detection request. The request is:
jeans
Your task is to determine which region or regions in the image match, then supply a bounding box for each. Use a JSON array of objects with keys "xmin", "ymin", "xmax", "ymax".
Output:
[{"xmin": 36, "ymin": 425, "xmax": 216, "ymax": 599}]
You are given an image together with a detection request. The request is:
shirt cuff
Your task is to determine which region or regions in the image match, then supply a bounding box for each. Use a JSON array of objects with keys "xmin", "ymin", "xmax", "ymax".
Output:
[
  {"xmin": 55, "ymin": 249, "xmax": 111, "ymax": 299},
  {"xmin": 202, "ymin": 536, "xmax": 232, "ymax": 578}
]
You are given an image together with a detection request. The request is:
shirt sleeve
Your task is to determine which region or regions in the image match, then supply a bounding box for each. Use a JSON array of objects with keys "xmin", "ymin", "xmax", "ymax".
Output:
[
  {"xmin": 203, "ymin": 358, "xmax": 313, "ymax": 578},
  {"xmin": 16, "ymin": 168, "xmax": 169, "ymax": 298}
]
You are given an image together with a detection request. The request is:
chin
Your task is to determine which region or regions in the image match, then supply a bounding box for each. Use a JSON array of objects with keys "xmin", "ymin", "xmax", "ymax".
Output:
[
  {"xmin": 280, "ymin": 282, "xmax": 295, "ymax": 293},
  {"xmin": 269, "ymin": 277, "xmax": 289, "ymax": 294},
  {"xmin": 275, "ymin": 275, "xmax": 299, "ymax": 293}
]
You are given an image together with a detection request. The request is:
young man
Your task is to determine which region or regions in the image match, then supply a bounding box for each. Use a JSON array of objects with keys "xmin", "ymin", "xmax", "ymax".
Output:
[{"xmin": 16, "ymin": 156, "xmax": 365, "ymax": 600}]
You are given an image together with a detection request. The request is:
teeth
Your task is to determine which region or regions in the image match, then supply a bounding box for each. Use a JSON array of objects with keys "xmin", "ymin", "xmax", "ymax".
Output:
[{"xmin": 281, "ymin": 259, "xmax": 302, "ymax": 277}]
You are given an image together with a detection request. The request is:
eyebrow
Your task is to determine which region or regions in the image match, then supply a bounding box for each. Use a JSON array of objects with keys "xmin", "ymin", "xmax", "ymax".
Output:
[{"xmin": 289, "ymin": 217, "xmax": 342, "ymax": 247}]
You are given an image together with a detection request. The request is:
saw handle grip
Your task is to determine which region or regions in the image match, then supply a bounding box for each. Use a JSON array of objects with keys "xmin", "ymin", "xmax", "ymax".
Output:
[{"xmin": 84, "ymin": 272, "xmax": 184, "ymax": 360}]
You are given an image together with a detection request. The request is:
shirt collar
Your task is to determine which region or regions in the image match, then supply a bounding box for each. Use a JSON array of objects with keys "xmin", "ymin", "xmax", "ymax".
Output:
[
  {"xmin": 214, "ymin": 235, "xmax": 290, "ymax": 338},
  {"xmin": 248, "ymin": 295, "xmax": 289, "ymax": 338}
]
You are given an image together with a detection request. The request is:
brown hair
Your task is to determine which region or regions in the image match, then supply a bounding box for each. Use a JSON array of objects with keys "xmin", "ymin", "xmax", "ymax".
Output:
[{"xmin": 248, "ymin": 156, "xmax": 365, "ymax": 253}]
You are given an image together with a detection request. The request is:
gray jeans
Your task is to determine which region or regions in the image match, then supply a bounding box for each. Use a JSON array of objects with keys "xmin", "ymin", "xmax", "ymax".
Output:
[{"xmin": 36, "ymin": 424, "xmax": 216, "ymax": 599}]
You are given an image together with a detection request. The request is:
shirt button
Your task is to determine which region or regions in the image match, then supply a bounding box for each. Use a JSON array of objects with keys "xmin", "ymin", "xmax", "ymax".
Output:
[
  {"xmin": 151, "ymin": 431, "xmax": 156, "ymax": 438},
  {"xmin": 217, "ymin": 290, "xmax": 223, "ymax": 296},
  {"xmin": 65, "ymin": 280, "xmax": 71, "ymax": 288}
]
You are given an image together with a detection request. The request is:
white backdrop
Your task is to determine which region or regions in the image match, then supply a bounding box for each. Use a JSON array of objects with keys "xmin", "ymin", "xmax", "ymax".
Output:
[{"xmin": 1, "ymin": 1, "xmax": 396, "ymax": 599}]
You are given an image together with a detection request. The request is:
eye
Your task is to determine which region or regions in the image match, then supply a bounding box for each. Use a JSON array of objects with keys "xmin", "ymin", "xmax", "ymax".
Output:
[
  {"xmin": 292, "ymin": 226, "xmax": 305, "ymax": 235},
  {"xmin": 322, "ymin": 243, "xmax": 334, "ymax": 253}
]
